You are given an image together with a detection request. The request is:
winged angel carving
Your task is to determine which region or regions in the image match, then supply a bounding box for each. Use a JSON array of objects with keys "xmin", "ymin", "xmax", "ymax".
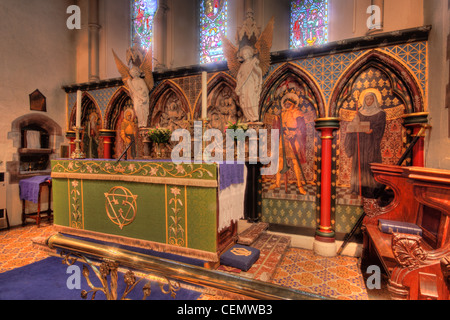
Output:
[
  {"xmin": 112, "ymin": 47, "xmax": 154, "ymax": 128},
  {"xmin": 222, "ymin": 16, "xmax": 274, "ymax": 122}
]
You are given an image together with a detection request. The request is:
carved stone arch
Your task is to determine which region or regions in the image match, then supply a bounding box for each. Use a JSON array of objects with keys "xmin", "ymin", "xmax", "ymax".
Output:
[
  {"xmin": 104, "ymin": 87, "xmax": 132, "ymax": 130},
  {"xmin": 8, "ymin": 113, "xmax": 63, "ymax": 183},
  {"xmin": 260, "ymin": 63, "xmax": 326, "ymax": 120},
  {"xmin": 149, "ymin": 80, "xmax": 190, "ymax": 131},
  {"xmin": 329, "ymin": 50, "xmax": 424, "ymax": 117}
]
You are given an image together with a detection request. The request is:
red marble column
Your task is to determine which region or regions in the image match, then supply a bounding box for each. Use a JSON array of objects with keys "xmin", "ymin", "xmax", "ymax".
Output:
[
  {"xmin": 403, "ymin": 112, "xmax": 429, "ymax": 167},
  {"xmin": 100, "ymin": 130, "xmax": 116, "ymax": 159},
  {"xmin": 314, "ymin": 118, "xmax": 340, "ymax": 245}
]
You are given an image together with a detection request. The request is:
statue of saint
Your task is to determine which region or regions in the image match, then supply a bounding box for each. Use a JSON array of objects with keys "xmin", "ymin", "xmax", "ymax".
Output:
[
  {"xmin": 222, "ymin": 12, "xmax": 274, "ymax": 123},
  {"xmin": 113, "ymin": 45, "xmax": 154, "ymax": 128},
  {"xmin": 126, "ymin": 66, "xmax": 150, "ymax": 128},
  {"xmin": 235, "ymin": 46, "xmax": 263, "ymax": 122}
]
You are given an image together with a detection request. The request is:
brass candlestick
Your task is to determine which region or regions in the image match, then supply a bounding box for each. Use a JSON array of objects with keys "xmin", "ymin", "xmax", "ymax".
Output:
[{"xmin": 71, "ymin": 126, "xmax": 85, "ymax": 159}]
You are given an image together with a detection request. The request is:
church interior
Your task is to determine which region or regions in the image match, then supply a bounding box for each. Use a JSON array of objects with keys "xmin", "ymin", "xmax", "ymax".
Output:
[{"xmin": 0, "ymin": 0, "xmax": 450, "ymax": 302}]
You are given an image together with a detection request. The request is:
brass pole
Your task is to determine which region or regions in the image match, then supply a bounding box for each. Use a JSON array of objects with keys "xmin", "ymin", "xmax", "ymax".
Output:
[{"xmin": 47, "ymin": 233, "xmax": 328, "ymax": 301}]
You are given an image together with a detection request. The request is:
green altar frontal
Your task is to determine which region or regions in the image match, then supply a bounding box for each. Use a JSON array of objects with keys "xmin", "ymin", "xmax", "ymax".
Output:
[{"xmin": 51, "ymin": 159, "xmax": 227, "ymax": 262}]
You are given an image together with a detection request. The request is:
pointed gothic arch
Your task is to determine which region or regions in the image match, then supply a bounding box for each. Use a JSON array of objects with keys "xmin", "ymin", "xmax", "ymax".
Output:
[
  {"xmin": 69, "ymin": 92, "xmax": 103, "ymax": 130},
  {"xmin": 260, "ymin": 63, "xmax": 326, "ymax": 120},
  {"xmin": 193, "ymin": 72, "xmax": 243, "ymax": 131},
  {"xmin": 329, "ymin": 49, "xmax": 425, "ymax": 117},
  {"xmin": 332, "ymin": 50, "xmax": 425, "ymax": 199},
  {"xmin": 148, "ymin": 80, "xmax": 190, "ymax": 130},
  {"xmin": 104, "ymin": 87, "xmax": 133, "ymax": 130}
]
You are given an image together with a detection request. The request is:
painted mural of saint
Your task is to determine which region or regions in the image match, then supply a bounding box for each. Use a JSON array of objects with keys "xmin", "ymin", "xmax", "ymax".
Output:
[
  {"xmin": 82, "ymin": 112, "xmax": 99, "ymax": 159},
  {"xmin": 269, "ymin": 92, "xmax": 307, "ymax": 195},
  {"xmin": 120, "ymin": 108, "xmax": 137, "ymax": 159},
  {"xmin": 344, "ymin": 89, "xmax": 386, "ymax": 198}
]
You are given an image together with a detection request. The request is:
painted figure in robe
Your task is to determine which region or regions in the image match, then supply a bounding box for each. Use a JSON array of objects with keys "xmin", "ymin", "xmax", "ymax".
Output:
[
  {"xmin": 235, "ymin": 46, "xmax": 263, "ymax": 122},
  {"xmin": 120, "ymin": 108, "xmax": 138, "ymax": 159},
  {"xmin": 269, "ymin": 92, "xmax": 307, "ymax": 195},
  {"xmin": 344, "ymin": 89, "xmax": 386, "ymax": 198}
]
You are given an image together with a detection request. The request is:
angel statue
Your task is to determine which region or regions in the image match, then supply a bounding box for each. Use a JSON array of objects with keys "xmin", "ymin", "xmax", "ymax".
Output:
[
  {"xmin": 112, "ymin": 45, "xmax": 154, "ymax": 128},
  {"xmin": 222, "ymin": 12, "xmax": 274, "ymax": 123}
]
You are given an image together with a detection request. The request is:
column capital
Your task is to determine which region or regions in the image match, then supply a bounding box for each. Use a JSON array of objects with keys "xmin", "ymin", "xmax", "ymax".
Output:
[
  {"xmin": 402, "ymin": 112, "xmax": 429, "ymax": 127},
  {"xmin": 314, "ymin": 117, "xmax": 340, "ymax": 130},
  {"xmin": 99, "ymin": 129, "xmax": 117, "ymax": 138},
  {"xmin": 66, "ymin": 130, "xmax": 76, "ymax": 138}
]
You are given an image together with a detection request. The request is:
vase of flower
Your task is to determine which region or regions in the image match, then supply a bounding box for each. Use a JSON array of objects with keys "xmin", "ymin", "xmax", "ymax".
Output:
[
  {"xmin": 148, "ymin": 127, "xmax": 172, "ymax": 159},
  {"xmin": 155, "ymin": 143, "xmax": 162, "ymax": 158}
]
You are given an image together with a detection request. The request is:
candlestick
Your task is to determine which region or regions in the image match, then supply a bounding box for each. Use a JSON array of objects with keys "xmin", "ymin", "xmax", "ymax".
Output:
[
  {"xmin": 202, "ymin": 71, "xmax": 207, "ymax": 119},
  {"xmin": 71, "ymin": 126, "xmax": 85, "ymax": 159},
  {"xmin": 76, "ymin": 90, "xmax": 82, "ymax": 128}
]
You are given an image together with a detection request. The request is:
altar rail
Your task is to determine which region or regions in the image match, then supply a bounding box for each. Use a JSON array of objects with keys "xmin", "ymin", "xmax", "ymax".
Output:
[{"xmin": 46, "ymin": 233, "xmax": 327, "ymax": 301}]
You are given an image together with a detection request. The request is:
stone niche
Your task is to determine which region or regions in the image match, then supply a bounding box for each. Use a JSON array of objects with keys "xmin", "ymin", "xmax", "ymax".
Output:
[{"xmin": 7, "ymin": 114, "xmax": 63, "ymax": 184}]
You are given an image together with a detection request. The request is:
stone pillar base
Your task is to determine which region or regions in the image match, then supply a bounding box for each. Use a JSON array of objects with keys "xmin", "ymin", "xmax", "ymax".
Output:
[{"xmin": 313, "ymin": 239, "xmax": 337, "ymax": 257}]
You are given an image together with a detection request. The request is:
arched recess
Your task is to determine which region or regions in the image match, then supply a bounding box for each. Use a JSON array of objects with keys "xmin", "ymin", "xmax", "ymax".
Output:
[
  {"xmin": 260, "ymin": 63, "xmax": 326, "ymax": 120},
  {"xmin": 69, "ymin": 92, "xmax": 103, "ymax": 159},
  {"xmin": 7, "ymin": 113, "xmax": 63, "ymax": 183},
  {"xmin": 331, "ymin": 50, "xmax": 425, "ymax": 201},
  {"xmin": 329, "ymin": 50, "xmax": 425, "ymax": 117},
  {"xmin": 149, "ymin": 80, "xmax": 190, "ymax": 131},
  {"xmin": 104, "ymin": 87, "xmax": 137, "ymax": 159},
  {"xmin": 104, "ymin": 87, "xmax": 132, "ymax": 130},
  {"xmin": 195, "ymin": 72, "xmax": 243, "ymax": 132},
  {"xmin": 260, "ymin": 63, "xmax": 325, "ymax": 200}
]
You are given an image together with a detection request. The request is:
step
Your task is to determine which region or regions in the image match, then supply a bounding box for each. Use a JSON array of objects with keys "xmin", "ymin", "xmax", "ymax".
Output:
[
  {"xmin": 244, "ymin": 233, "xmax": 291, "ymax": 282},
  {"xmin": 237, "ymin": 222, "xmax": 269, "ymax": 245},
  {"xmin": 217, "ymin": 232, "xmax": 291, "ymax": 282}
]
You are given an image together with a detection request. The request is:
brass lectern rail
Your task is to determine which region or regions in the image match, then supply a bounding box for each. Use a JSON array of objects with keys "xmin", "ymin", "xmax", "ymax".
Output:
[{"xmin": 47, "ymin": 233, "xmax": 329, "ymax": 300}]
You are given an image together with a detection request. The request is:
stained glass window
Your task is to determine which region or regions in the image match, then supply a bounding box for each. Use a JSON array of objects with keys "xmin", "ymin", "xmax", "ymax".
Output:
[
  {"xmin": 131, "ymin": 0, "xmax": 158, "ymax": 50},
  {"xmin": 290, "ymin": 0, "xmax": 328, "ymax": 49},
  {"xmin": 199, "ymin": 0, "xmax": 228, "ymax": 64}
]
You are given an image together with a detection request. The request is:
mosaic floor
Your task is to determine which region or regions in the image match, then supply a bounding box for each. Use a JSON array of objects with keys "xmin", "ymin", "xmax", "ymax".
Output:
[
  {"xmin": 0, "ymin": 223, "xmax": 55, "ymax": 274},
  {"xmin": 0, "ymin": 223, "xmax": 373, "ymax": 300},
  {"xmin": 271, "ymin": 248, "xmax": 369, "ymax": 300}
]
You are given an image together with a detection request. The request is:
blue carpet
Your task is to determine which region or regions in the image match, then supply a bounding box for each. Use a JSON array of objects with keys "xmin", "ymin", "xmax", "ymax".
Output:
[{"xmin": 0, "ymin": 257, "xmax": 202, "ymax": 300}]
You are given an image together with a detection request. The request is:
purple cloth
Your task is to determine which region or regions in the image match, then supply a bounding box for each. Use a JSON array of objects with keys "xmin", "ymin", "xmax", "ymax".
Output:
[
  {"xmin": 19, "ymin": 175, "xmax": 51, "ymax": 204},
  {"xmin": 219, "ymin": 163, "xmax": 244, "ymax": 190}
]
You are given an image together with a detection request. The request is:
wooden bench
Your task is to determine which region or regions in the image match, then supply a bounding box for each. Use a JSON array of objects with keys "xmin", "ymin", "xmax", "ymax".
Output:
[{"xmin": 362, "ymin": 164, "xmax": 450, "ymax": 300}]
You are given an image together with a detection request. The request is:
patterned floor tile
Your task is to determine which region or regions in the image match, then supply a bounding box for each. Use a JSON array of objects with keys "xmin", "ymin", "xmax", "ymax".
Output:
[
  {"xmin": 1, "ymin": 224, "xmax": 370, "ymax": 300},
  {"xmin": 0, "ymin": 223, "xmax": 56, "ymax": 274},
  {"xmin": 271, "ymin": 247, "xmax": 369, "ymax": 300}
]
